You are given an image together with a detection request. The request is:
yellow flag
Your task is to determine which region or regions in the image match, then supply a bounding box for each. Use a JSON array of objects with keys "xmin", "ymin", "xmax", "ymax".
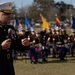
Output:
[{"xmin": 40, "ymin": 14, "xmax": 50, "ymax": 29}]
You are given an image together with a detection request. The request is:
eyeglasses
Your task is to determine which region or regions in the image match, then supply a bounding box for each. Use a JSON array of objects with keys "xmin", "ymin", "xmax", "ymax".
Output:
[
  {"xmin": 3, "ymin": 13, "xmax": 12, "ymax": 15},
  {"xmin": 2, "ymin": 12, "xmax": 13, "ymax": 17}
]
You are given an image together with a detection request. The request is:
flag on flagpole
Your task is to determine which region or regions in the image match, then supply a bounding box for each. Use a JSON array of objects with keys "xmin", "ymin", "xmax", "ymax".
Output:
[
  {"xmin": 40, "ymin": 14, "xmax": 50, "ymax": 29},
  {"xmin": 25, "ymin": 16, "xmax": 33, "ymax": 31},
  {"xmin": 56, "ymin": 15, "xmax": 61, "ymax": 27},
  {"xmin": 71, "ymin": 16, "xmax": 75, "ymax": 29},
  {"xmin": 14, "ymin": 16, "xmax": 19, "ymax": 30}
]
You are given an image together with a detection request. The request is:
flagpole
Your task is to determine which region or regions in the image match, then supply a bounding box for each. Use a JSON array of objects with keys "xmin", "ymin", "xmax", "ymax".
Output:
[
  {"xmin": 70, "ymin": 0, "xmax": 72, "ymax": 15},
  {"xmin": 21, "ymin": 1, "xmax": 23, "ymax": 10},
  {"xmin": 70, "ymin": 0, "xmax": 73, "ymax": 27}
]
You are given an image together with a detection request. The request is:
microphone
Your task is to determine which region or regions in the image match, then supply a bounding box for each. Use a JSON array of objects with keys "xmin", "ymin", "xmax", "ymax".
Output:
[{"xmin": 8, "ymin": 28, "xmax": 17, "ymax": 40}]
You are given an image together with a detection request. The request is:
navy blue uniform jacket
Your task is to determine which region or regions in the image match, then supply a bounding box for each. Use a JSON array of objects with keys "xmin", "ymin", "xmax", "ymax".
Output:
[{"xmin": 0, "ymin": 24, "xmax": 23, "ymax": 75}]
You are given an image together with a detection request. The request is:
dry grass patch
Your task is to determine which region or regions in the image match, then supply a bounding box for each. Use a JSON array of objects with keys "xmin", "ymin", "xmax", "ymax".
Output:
[{"xmin": 14, "ymin": 56, "xmax": 75, "ymax": 75}]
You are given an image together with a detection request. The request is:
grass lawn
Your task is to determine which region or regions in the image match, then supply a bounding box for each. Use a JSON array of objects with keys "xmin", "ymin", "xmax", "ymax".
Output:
[
  {"xmin": 14, "ymin": 26, "xmax": 74, "ymax": 75},
  {"xmin": 14, "ymin": 55, "xmax": 75, "ymax": 75}
]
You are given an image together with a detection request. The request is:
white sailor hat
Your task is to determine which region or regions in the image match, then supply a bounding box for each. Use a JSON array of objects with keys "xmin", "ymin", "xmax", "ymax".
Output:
[
  {"xmin": 31, "ymin": 28, "xmax": 35, "ymax": 32},
  {"xmin": 42, "ymin": 28, "xmax": 46, "ymax": 31},
  {"xmin": 61, "ymin": 29, "xmax": 65, "ymax": 32},
  {"xmin": 18, "ymin": 28, "xmax": 25, "ymax": 32},
  {"xmin": 48, "ymin": 28, "xmax": 51, "ymax": 30},
  {"xmin": 55, "ymin": 26, "xmax": 59, "ymax": 31},
  {"xmin": 0, "ymin": 2, "xmax": 13, "ymax": 14},
  {"xmin": 51, "ymin": 28, "xmax": 55, "ymax": 31},
  {"xmin": 71, "ymin": 29, "xmax": 75, "ymax": 33}
]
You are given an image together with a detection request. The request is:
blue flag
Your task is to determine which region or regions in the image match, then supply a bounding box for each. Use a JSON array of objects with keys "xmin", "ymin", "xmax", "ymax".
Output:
[
  {"xmin": 14, "ymin": 17, "xmax": 19, "ymax": 30},
  {"xmin": 72, "ymin": 17, "xmax": 75, "ymax": 29},
  {"xmin": 25, "ymin": 16, "xmax": 33, "ymax": 31}
]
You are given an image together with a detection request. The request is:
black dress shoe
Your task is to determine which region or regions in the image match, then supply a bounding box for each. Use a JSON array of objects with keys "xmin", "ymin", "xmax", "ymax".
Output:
[
  {"xmin": 31, "ymin": 61, "xmax": 36, "ymax": 64},
  {"xmin": 42, "ymin": 59, "xmax": 48, "ymax": 62},
  {"xmin": 60, "ymin": 59, "xmax": 66, "ymax": 61}
]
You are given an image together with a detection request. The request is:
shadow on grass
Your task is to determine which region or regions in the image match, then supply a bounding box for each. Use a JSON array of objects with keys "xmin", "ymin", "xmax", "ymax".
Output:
[
  {"xmin": 13, "ymin": 55, "xmax": 75, "ymax": 64},
  {"xmin": 40, "ymin": 60, "xmax": 68, "ymax": 64}
]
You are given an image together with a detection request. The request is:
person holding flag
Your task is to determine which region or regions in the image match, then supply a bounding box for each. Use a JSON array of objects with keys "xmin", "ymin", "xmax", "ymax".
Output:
[
  {"xmin": 40, "ymin": 14, "xmax": 50, "ymax": 31},
  {"xmin": 55, "ymin": 14, "xmax": 61, "ymax": 27},
  {"xmin": 25, "ymin": 15, "xmax": 34, "ymax": 31},
  {"xmin": 70, "ymin": 15, "xmax": 75, "ymax": 57}
]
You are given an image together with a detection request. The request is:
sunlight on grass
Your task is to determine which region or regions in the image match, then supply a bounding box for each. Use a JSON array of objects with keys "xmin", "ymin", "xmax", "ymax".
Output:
[{"xmin": 14, "ymin": 55, "xmax": 75, "ymax": 75}]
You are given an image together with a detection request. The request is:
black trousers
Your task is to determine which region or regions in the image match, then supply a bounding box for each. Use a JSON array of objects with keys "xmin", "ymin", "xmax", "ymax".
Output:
[{"xmin": 0, "ymin": 60, "xmax": 15, "ymax": 75}]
